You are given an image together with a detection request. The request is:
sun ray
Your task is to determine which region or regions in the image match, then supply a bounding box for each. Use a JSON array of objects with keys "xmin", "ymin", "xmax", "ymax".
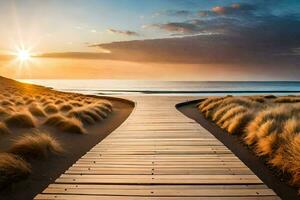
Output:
[{"xmin": 17, "ymin": 49, "xmax": 31, "ymax": 61}]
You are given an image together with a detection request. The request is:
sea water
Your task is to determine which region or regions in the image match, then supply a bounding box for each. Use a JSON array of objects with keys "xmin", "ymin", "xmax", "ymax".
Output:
[{"xmin": 18, "ymin": 80, "xmax": 300, "ymax": 96}]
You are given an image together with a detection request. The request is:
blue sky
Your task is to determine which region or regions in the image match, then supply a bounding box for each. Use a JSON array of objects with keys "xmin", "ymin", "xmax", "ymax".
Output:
[
  {"xmin": 0, "ymin": 0, "xmax": 298, "ymax": 52},
  {"xmin": 0, "ymin": 0, "xmax": 300, "ymax": 80}
]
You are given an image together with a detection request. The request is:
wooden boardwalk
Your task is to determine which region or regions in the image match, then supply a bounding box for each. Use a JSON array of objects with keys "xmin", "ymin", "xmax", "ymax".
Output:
[{"xmin": 35, "ymin": 96, "xmax": 279, "ymax": 200}]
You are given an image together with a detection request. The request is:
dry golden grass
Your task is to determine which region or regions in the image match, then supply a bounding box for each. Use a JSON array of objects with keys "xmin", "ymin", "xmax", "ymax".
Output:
[
  {"xmin": 0, "ymin": 122, "xmax": 10, "ymax": 135},
  {"xmin": 25, "ymin": 98, "xmax": 34, "ymax": 105},
  {"xmin": 273, "ymin": 96, "xmax": 300, "ymax": 103},
  {"xmin": 54, "ymin": 99, "xmax": 64, "ymax": 105},
  {"xmin": 254, "ymin": 132, "xmax": 278, "ymax": 156},
  {"xmin": 67, "ymin": 103, "xmax": 112, "ymax": 125},
  {"xmin": 44, "ymin": 114, "xmax": 87, "ymax": 134},
  {"xmin": 0, "ymin": 153, "xmax": 31, "ymax": 187},
  {"xmin": 93, "ymin": 102, "xmax": 113, "ymax": 114},
  {"xmin": 217, "ymin": 106, "xmax": 248, "ymax": 126},
  {"xmin": 198, "ymin": 95, "xmax": 300, "ymax": 188},
  {"xmin": 0, "ymin": 108, "xmax": 11, "ymax": 119},
  {"xmin": 70, "ymin": 101, "xmax": 83, "ymax": 107},
  {"xmin": 44, "ymin": 104, "xmax": 58, "ymax": 114},
  {"xmin": 244, "ymin": 105, "xmax": 296, "ymax": 145},
  {"xmin": 15, "ymin": 99, "xmax": 24, "ymax": 106},
  {"xmin": 212, "ymin": 104, "xmax": 237, "ymax": 122},
  {"xmin": 285, "ymin": 135, "xmax": 300, "ymax": 186},
  {"xmin": 226, "ymin": 111, "xmax": 254, "ymax": 134},
  {"xmin": 9, "ymin": 132, "xmax": 63, "ymax": 159},
  {"xmin": 42, "ymin": 100, "xmax": 53, "ymax": 107},
  {"xmin": 59, "ymin": 103, "xmax": 73, "ymax": 112},
  {"xmin": 1, "ymin": 100, "xmax": 14, "ymax": 106},
  {"xmin": 199, "ymin": 97, "xmax": 223, "ymax": 110},
  {"xmin": 4, "ymin": 112, "xmax": 36, "ymax": 128},
  {"xmin": 249, "ymin": 96, "xmax": 265, "ymax": 103},
  {"xmin": 68, "ymin": 109, "xmax": 95, "ymax": 124},
  {"xmin": 28, "ymin": 104, "xmax": 47, "ymax": 117}
]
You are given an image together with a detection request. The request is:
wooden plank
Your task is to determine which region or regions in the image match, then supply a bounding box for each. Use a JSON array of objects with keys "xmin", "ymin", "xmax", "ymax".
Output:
[
  {"xmin": 35, "ymin": 194, "xmax": 280, "ymax": 200},
  {"xmin": 66, "ymin": 169, "xmax": 252, "ymax": 175},
  {"xmin": 43, "ymin": 188, "xmax": 275, "ymax": 196},
  {"xmin": 46, "ymin": 184, "xmax": 270, "ymax": 189},
  {"xmin": 56, "ymin": 174, "xmax": 262, "ymax": 184}
]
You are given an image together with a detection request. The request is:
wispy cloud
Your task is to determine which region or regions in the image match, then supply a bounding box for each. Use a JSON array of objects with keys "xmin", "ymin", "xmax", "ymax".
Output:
[
  {"xmin": 107, "ymin": 29, "xmax": 139, "ymax": 36},
  {"xmin": 153, "ymin": 9, "xmax": 193, "ymax": 17},
  {"xmin": 211, "ymin": 3, "xmax": 257, "ymax": 15},
  {"xmin": 148, "ymin": 22, "xmax": 201, "ymax": 34}
]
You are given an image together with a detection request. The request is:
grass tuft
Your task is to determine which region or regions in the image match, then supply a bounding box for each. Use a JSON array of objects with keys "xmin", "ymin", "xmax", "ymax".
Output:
[
  {"xmin": 59, "ymin": 103, "xmax": 73, "ymax": 112},
  {"xmin": 0, "ymin": 153, "xmax": 31, "ymax": 188},
  {"xmin": 0, "ymin": 122, "xmax": 10, "ymax": 135},
  {"xmin": 4, "ymin": 112, "xmax": 36, "ymax": 128},
  {"xmin": 28, "ymin": 104, "xmax": 47, "ymax": 117},
  {"xmin": 44, "ymin": 104, "xmax": 58, "ymax": 114},
  {"xmin": 273, "ymin": 96, "xmax": 300, "ymax": 103},
  {"xmin": 44, "ymin": 114, "xmax": 86, "ymax": 134},
  {"xmin": 9, "ymin": 132, "xmax": 63, "ymax": 159},
  {"xmin": 67, "ymin": 103, "xmax": 112, "ymax": 125},
  {"xmin": 0, "ymin": 108, "xmax": 11, "ymax": 119},
  {"xmin": 226, "ymin": 111, "xmax": 254, "ymax": 134}
]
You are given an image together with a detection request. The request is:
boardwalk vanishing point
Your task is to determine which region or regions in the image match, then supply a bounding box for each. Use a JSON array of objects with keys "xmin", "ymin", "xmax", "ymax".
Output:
[{"xmin": 35, "ymin": 96, "xmax": 279, "ymax": 200}]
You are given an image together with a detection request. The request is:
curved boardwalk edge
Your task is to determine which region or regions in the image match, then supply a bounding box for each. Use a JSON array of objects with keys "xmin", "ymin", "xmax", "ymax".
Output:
[{"xmin": 35, "ymin": 96, "xmax": 279, "ymax": 200}]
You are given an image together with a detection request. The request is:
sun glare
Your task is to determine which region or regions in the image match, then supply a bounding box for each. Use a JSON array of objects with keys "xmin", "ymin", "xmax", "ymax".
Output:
[{"xmin": 17, "ymin": 49, "xmax": 31, "ymax": 61}]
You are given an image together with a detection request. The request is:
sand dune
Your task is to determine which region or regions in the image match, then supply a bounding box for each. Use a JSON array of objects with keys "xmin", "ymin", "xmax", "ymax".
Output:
[{"xmin": 0, "ymin": 76, "xmax": 114, "ymax": 188}]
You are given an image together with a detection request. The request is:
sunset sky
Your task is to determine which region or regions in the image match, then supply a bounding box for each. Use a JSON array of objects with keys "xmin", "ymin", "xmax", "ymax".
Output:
[{"xmin": 0, "ymin": 0, "xmax": 299, "ymax": 80}]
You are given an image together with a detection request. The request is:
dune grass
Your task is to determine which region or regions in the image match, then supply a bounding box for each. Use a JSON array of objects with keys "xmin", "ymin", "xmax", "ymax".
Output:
[
  {"xmin": 70, "ymin": 101, "xmax": 83, "ymax": 107},
  {"xmin": 9, "ymin": 132, "xmax": 63, "ymax": 159},
  {"xmin": 44, "ymin": 114, "xmax": 87, "ymax": 134},
  {"xmin": 0, "ymin": 108, "xmax": 11, "ymax": 119},
  {"xmin": 59, "ymin": 103, "xmax": 73, "ymax": 112},
  {"xmin": 44, "ymin": 104, "xmax": 59, "ymax": 114},
  {"xmin": 273, "ymin": 96, "xmax": 300, "ymax": 103},
  {"xmin": 1, "ymin": 100, "xmax": 14, "ymax": 106},
  {"xmin": 198, "ymin": 95, "xmax": 300, "ymax": 188},
  {"xmin": 67, "ymin": 102, "xmax": 112, "ymax": 125},
  {"xmin": 54, "ymin": 99, "xmax": 64, "ymax": 105},
  {"xmin": 4, "ymin": 112, "xmax": 36, "ymax": 128},
  {"xmin": 0, "ymin": 153, "xmax": 31, "ymax": 188},
  {"xmin": 0, "ymin": 122, "xmax": 10, "ymax": 135},
  {"xmin": 28, "ymin": 104, "xmax": 47, "ymax": 117}
]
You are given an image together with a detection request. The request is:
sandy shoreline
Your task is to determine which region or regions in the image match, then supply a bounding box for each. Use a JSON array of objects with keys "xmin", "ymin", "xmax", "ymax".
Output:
[{"xmin": 0, "ymin": 76, "xmax": 134, "ymax": 200}]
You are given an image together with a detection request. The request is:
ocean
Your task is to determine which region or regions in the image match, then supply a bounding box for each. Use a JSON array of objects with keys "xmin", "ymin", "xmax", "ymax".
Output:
[{"xmin": 18, "ymin": 80, "xmax": 300, "ymax": 96}]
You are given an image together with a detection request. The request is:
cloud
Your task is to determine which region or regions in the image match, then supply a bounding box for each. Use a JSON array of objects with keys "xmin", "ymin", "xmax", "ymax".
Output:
[
  {"xmin": 87, "ymin": 10, "xmax": 300, "ymax": 66},
  {"xmin": 41, "ymin": 12, "xmax": 300, "ymax": 66},
  {"xmin": 146, "ymin": 3, "xmax": 259, "ymax": 35},
  {"xmin": 211, "ymin": 3, "xmax": 257, "ymax": 15},
  {"xmin": 149, "ymin": 22, "xmax": 201, "ymax": 34},
  {"xmin": 154, "ymin": 10, "xmax": 193, "ymax": 17},
  {"xmin": 146, "ymin": 17, "xmax": 241, "ymax": 35},
  {"xmin": 107, "ymin": 29, "xmax": 139, "ymax": 36},
  {"xmin": 36, "ymin": 51, "xmax": 114, "ymax": 60},
  {"xmin": 196, "ymin": 3, "xmax": 258, "ymax": 17},
  {"xmin": 38, "ymin": 1, "xmax": 300, "ymax": 72}
]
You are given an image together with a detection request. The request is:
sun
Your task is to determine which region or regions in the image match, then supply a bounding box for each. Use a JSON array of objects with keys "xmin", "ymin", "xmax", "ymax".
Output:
[{"xmin": 17, "ymin": 49, "xmax": 31, "ymax": 61}]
